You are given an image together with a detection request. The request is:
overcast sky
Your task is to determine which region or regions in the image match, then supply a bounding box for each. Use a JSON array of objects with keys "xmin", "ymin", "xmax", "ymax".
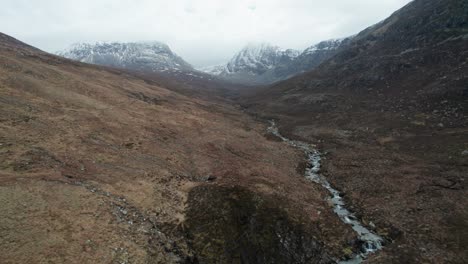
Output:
[{"xmin": 1, "ymin": 0, "xmax": 412, "ymax": 67}]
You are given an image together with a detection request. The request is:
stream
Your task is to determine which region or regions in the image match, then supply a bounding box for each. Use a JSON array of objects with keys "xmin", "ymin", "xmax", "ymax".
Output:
[{"xmin": 267, "ymin": 121, "xmax": 384, "ymax": 264}]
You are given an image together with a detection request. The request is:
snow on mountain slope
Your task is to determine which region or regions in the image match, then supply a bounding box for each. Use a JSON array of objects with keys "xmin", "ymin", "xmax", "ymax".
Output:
[
  {"xmin": 200, "ymin": 43, "xmax": 300, "ymax": 84},
  {"xmin": 276, "ymin": 37, "xmax": 353, "ymax": 76},
  {"xmin": 223, "ymin": 43, "xmax": 300, "ymax": 75},
  {"xmin": 303, "ymin": 38, "xmax": 346, "ymax": 55},
  {"xmin": 202, "ymin": 39, "xmax": 351, "ymax": 85},
  {"xmin": 57, "ymin": 41, "xmax": 193, "ymax": 73}
]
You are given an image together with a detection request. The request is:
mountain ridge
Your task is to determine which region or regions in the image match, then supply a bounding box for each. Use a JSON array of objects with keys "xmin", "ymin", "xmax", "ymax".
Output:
[
  {"xmin": 202, "ymin": 43, "xmax": 300, "ymax": 85},
  {"xmin": 204, "ymin": 38, "xmax": 351, "ymax": 85},
  {"xmin": 57, "ymin": 41, "xmax": 194, "ymax": 73}
]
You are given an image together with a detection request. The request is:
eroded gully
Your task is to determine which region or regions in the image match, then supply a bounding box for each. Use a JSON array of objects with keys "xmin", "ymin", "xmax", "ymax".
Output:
[{"xmin": 267, "ymin": 121, "xmax": 384, "ymax": 264}]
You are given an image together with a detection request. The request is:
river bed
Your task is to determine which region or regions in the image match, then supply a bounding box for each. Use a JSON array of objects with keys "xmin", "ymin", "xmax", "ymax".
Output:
[{"xmin": 267, "ymin": 121, "xmax": 384, "ymax": 263}]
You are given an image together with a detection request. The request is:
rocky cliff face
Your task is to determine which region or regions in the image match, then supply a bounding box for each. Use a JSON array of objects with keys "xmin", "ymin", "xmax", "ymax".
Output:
[{"xmin": 57, "ymin": 41, "xmax": 193, "ymax": 73}]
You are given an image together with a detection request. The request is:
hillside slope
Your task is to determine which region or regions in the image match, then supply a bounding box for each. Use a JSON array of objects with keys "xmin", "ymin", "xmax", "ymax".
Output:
[
  {"xmin": 246, "ymin": 0, "xmax": 468, "ymax": 263},
  {"xmin": 253, "ymin": 0, "xmax": 468, "ymax": 106},
  {"xmin": 0, "ymin": 33, "xmax": 360, "ymax": 263}
]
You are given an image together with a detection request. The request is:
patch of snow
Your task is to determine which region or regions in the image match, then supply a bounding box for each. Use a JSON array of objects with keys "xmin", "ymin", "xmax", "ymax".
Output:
[{"xmin": 303, "ymin": 38, "xmax": 346, "ymax": 55}]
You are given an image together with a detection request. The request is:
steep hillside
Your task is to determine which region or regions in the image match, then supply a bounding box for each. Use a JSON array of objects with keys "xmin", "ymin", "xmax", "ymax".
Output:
[
  {"xmin": 254, "ymin": 0, "xmax": 468, "ymax": 105},
  {"xmin": 246, "ymin": 0, "xmax": 468, "ymax": 263},
  {"xmin": 0, "ymin": 33, "xmax": 359, "ymax": 263}
]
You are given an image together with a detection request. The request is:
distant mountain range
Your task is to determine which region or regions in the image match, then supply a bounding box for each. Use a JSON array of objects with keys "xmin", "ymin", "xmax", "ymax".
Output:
[
  {"xmin": 57, "ymin": 41, "xmax": 193, "ymax": 73},
  {"xmin": 57, "ymin": 39, "xmax": 354, "ymax": 86},
  {"xmin": 201, "ymin": 38, "xmax": 352, "ymax": 85}
]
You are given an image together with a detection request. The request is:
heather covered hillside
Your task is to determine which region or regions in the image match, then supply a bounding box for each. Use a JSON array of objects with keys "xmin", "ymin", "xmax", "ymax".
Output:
[{"xmin": 1, "ymin": 0, "xmax": 467, "ymax": 263}]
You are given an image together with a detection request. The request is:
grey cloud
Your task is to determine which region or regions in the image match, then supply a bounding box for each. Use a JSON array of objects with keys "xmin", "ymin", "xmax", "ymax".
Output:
[{"xmin": 0, "ymin": 0, "xmax": 412, "ymax": 67}]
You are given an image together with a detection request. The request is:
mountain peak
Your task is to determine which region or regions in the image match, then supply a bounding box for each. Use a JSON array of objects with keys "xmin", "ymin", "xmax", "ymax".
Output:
[
  {"xmin": 201, "ymin": 38, "xmax": 348, "ymax": 85},
  {"xmin": 200, "ymin": 43, "xmax": 300, "ymax": 84},
  {"xmin": 57, "ymin": 41, "xmax": 193, "ymax": 73}
]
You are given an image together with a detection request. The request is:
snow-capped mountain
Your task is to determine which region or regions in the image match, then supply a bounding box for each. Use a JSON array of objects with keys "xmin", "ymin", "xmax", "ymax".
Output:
[
  {"xmin": 203, "ymin": 38, "xmax": 352, "ymax": 85},
  {"xmin": 202, "ymin": 43, "xmax": 300, "ymax": 84},
  {"xmin": 57, "ymin": 41, "xmax": 193, "ymax": 73},
  {"xmin": 222, "ymin": 43, "xmax": 300, "ymax": 75}
]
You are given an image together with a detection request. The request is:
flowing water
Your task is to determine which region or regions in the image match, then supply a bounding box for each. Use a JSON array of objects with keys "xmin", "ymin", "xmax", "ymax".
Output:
[{"xmin": 267, "ymin": 121, "xmax": 384, "ymax": 263}]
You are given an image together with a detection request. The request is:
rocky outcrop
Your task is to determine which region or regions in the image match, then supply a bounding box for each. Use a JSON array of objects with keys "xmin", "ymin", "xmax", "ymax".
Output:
[{"xmin": 186, "ymin": 185, "xmax": 334, "ymax": 264}]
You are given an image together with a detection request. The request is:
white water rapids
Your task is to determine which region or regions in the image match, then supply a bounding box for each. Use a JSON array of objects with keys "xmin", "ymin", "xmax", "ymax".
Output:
[{"xmin": 267, "ymin": 121, "xmax": 384, "ymax": 263}]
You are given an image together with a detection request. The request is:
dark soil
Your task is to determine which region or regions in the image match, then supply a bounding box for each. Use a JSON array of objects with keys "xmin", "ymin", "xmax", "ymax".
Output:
[{"xmin": 186, "ymin": 185, "xmax": 334, "ymax": 264}]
